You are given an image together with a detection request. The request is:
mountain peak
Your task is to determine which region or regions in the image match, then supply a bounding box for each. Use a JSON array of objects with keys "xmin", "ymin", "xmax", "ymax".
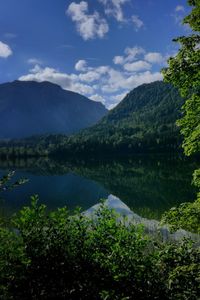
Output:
[{"xmin": 0, "ymin": 80, "xmax": 108, "ymax": 139}]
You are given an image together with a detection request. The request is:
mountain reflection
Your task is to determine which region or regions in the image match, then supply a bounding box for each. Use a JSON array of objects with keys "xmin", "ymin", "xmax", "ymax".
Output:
[{"xmin": 0, "ymin": 155, "xmax": 197, "ymax": 220}]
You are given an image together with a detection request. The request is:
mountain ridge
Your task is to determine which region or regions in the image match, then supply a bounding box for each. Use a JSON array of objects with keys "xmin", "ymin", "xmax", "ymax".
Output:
[
  {"xmin": 0, "ymin": 81, "xmax": 184, "ymax": 157},
  {"xmin": 55, "ymin": 81, "xmax": 184, "ymax": 155},
  {"xmin": 0, "ymin": 80, "xmax": 107, "ymax": 139}
]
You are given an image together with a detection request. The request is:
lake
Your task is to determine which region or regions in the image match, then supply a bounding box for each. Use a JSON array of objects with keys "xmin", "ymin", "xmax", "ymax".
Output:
[{"xmin": 0, "ymin": 154, "xmax": 198, "ymax": 220}]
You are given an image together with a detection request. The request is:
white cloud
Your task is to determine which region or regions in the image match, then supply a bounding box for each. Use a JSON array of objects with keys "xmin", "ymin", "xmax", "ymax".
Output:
[
  {"xmin": 144, "ymin": 52, "xmax": 164, "ymax": 64},
  {"xmin": 19, "ymin": 45, "xmax": 165, "ymax": 108},
  {"xmin": 90, "ymin": 94, "xmax": 105, "ymax": 103},
  {"xmin": 113, "ymin": 46, "xmax": 145, "ymax": 65},
  {"xmin": 101, "ymin": 70, "xmax": 162, "ymax": 93},
  {"xmin": 75, "ymin": 59, "xmax": 88, "ymax": 71},
  {"xmin": 126, "ymin": 71, "xmax": 162, "ymax": 90},
  {"xmin": 72, "ymin": 82, "xmax": 94, "ymax": 94},
  {"xmin": 79, "ymin": 70, "xmax": 101, "ymax": 82},
  {"xmin": 106, "ymin": 91, "xmax": 128, "ymax": 109},
  {"xmin": 96, "ymin": 65, "xmax": 110, "ymax": 74},
  {"xmin": 98, "ymin": 0, "xmax": 129, "ymax": 22},
  {"xmin": 113, "ymin": 55, "xmax": 124, "ymax": 65},
  {"xmin": 19, "ymin": 65, "xmax": 73, "ymax": 88},
  {"xmin": 27, "ymin": 58, "xmax": 43, "ymax": 65},
  {"xmin": 67, "ymin": 1, "xmax": 109, "ymax": 40},
  {"xmin": 175, "ymin": 5, "xmax": 185, "ymax": 12},
  {"xmin": 124, "ymin": 60, "xmax": 151, "ymax": 72},
  {"xmin": 172, "ymin": 5, "xmax": 187, "ymax": 27},
  {"xmin": 0, "ymin": 41, "xmax": 12, "ymax": 58},
  {"xmin": 132, "ymin": 15, "xmax": 144, "ymax": 31},
  {"xmin": 112, "ymin": 91, "xmax": 128, "ymax": 101},
  {"xmin": 19, "ymin": 65, "xmax": 94, "ymax": 95},
  {"xmin": 124, "ymin": 46, "xmax": 145, "ymax": 61}
]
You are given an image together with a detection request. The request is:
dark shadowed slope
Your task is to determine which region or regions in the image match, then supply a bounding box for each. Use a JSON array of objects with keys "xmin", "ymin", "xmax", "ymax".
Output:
[{"xmin": 0, "ymin": 80, "xmax": 107, "ymax": 138}]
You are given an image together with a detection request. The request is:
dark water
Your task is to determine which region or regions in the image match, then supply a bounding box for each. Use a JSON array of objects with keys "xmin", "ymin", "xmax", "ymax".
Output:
[{"xmin": 0, "ymin": 155, "xmax": 198, "ymax": 220}]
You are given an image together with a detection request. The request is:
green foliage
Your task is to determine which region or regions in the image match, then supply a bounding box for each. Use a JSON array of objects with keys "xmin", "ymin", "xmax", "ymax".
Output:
[
  {"xmin": 193, "ymin": 168, "xmax": 200, "ymax": 188},
  {"xmin": 0, "ymin": 200, "xmax": 200, "ymax": 299},
  {"xmin": 162, "ymin": 1, "xmax": 200, "ymax": 156},
  {"xmin": 161, "ymin": 193, "xmax": 200, "ymax": 234},
  {"xmin": 162, "ymin": 0, "xmax": 200, "ymax": 233},
  {"xmin": 0, "ymin": 227, "xmax": 30, "ymax": 298}
]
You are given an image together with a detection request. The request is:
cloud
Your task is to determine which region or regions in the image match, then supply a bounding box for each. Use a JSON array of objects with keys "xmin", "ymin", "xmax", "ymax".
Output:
[
  {"xmin": 112, "ymin": 91, "xmax": 128, "ymax": 101},
  {"xmin": 19, "ymin": 45, "xmax": 166, "ymax": 108},
  {"xmin": 172, "ymin": 5, "xmax": 187, "ymax": 26},
  {"xmin": 175, "ymin": 5, "xmax": 185, "ymax": 12},
  {"xmin": 90, "ymin": 94, "xmax": 105, "ymax": 103},
  {"xmin": 0, "ymin": 41, "xmax": 12, "ymax": 58},
  {"xmin": 19, "ymin": 65, "xmax": 73, "ymax": 88},
  {"xmin": 113, "ymin": 55, "xmax": 124, "ymax": 65},
  {"xmin": 106, "ymin": 91, "xmax": 128, "ymax": 109},
  {"xmin": 113, "ymin": 46, "xmax": 145, "ymax": 65},
  {"xmin": 67, "ymin": 1, "xmax": 109, "ymax": 40},
  {"xmin": 101, "ymin": 69, "xmax": 162, "ymax": 93},
  {"xmin": 19, "ymin": 65, "xmax": 94, "ymax": 95},
  {"xmin": 4, "ymin": 33, "xmax": 17, "ymax": 39},
  {"xmin": 98, "ymin": 0, "xmax": 129, "ymax": 22},
  {"xmin": 124, "ymin": 46, "xmax": 145, "ymax": 61},
  {"xmin": 144, "ymin": 52, "xmax": 164, "ymax": 64},
  {"xmin": 75, "ymin": 59, "xmax": 88, "ymax": 71},
  {"xmin": 27, "ymin": 58, "xmax": 43, "ymax": 65},
  {"xmin": 132, "ymin": 15, "xmax": 144, "ymax": 31},
  {"xmin": 124, "ymin": 60, "xmax": 151, "ymax": 72},
  {"xmin": 79, "ymin": 70, "xmax": 101, "ymax": 82}
]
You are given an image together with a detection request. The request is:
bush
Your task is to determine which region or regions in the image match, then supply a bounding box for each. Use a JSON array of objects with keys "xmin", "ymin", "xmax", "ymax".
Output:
[
  {"xmin": 0, "ymin": 198, "xmax": 199, "ymax": 299},
  {"xmin": 161, "ymin": 194, "xmax": 200, "ymax": 234}
]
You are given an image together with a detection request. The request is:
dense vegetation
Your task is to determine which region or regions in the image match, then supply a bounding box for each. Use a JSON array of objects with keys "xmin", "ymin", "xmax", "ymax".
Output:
[
  {"xmin": 161, "ymin": 0, "xmax": 200, "ymax": 233},
  {"xmin": 0, "ymin": 81, "xmax": 184, "ymax": 158},
  {"xmin": 1, "ymin": 198, "xmax": 200, "ymax": 300}
]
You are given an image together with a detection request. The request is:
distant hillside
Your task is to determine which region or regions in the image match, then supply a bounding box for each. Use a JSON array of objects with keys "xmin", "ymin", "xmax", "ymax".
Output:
[
  {"xmin": 56, "ymin": 81, "xmax": 184, "ymax": 155},
  {"xmin": 0, "ymin": 80, "xmax": 107, "ymax": 139},
  {"xmin": 0, "ymin": 81, "xmax": 184, "ymax": 157}
]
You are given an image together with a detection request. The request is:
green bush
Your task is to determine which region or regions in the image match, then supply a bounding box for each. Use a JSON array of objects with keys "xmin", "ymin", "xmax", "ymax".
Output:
[
  {"xmin": 161, "ymin": 194, "xmax": 200, "ymax": 234},
  {"xmin": 0, "ymin": 198, "xmax": 200, "ymax": 299}
]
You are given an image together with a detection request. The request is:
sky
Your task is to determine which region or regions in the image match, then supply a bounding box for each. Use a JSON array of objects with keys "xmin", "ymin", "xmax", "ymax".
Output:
[{"xmin": 0, "ymin": 0, "xmax": 190, "ymax": 109}]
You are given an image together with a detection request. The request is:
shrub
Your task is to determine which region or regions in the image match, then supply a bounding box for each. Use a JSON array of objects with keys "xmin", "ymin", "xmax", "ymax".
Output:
[{"xmin": 0, "ymin": 198, "xmax": 199, "ymax": 299}]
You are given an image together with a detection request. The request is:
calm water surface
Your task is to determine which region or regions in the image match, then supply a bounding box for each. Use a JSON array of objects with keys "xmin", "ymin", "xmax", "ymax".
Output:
[{"xmin": 0, "ymin": 155, "xmax": 198, "ymax": 220}]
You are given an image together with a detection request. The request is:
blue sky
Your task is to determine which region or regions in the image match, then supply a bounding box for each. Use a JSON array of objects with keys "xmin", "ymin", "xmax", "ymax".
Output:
[{"xmin": 0, "ymin": 0, "xmax": 190, "ymax": 108}]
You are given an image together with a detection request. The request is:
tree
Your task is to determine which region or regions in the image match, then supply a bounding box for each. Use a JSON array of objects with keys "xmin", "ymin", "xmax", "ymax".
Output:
[
  {"xmin": 161, "ymin": 0, "xmax": 200, "ymax": 233},
  {"xmin": 162, "ymin": 0, "xmax": 200, "ymax": 187}
]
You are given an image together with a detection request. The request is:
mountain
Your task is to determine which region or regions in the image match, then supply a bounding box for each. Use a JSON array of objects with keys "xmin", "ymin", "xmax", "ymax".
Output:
[
  {"xmin": 55, "ymin": 81, "xmax": 184, "ymax": 155},
  {"xmin": 0, "ymin": 80, "xmax": 107, "ymax": 139},
  {"xmin": 0, "ymin": 81, "xmax": 184, "ymax": 157}
]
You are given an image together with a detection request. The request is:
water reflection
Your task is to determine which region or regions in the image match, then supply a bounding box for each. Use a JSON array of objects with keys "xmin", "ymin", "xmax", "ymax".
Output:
[
  {"xmin": 85, "ymin": 195, "xmax": 200, "ymax": 244},
  {"xmin": 0, "ymin": 155, "xmax": 197, "ymax": 219}
]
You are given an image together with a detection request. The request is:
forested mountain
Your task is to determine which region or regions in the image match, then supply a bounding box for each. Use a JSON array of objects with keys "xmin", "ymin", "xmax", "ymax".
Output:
[
  {"xmin": 56, "ymin": 81, "xmax": 184, "ymax": 155},
  {"xmin": 0, "ymin": 80, "xmax": 107, "ymax": 139},
  {"xmin": 0, "ymin": 81, "xmax": 184, "ymax": 157}
]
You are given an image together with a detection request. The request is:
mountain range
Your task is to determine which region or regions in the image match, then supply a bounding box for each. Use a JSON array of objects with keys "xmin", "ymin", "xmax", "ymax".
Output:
[
  {"xmin": 0, "ymin": 80, "xmax": 107, "ymax": 139},
  {"xmin": 0, "ymin": 80, "xmax": 184, "ymax": 156}
]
